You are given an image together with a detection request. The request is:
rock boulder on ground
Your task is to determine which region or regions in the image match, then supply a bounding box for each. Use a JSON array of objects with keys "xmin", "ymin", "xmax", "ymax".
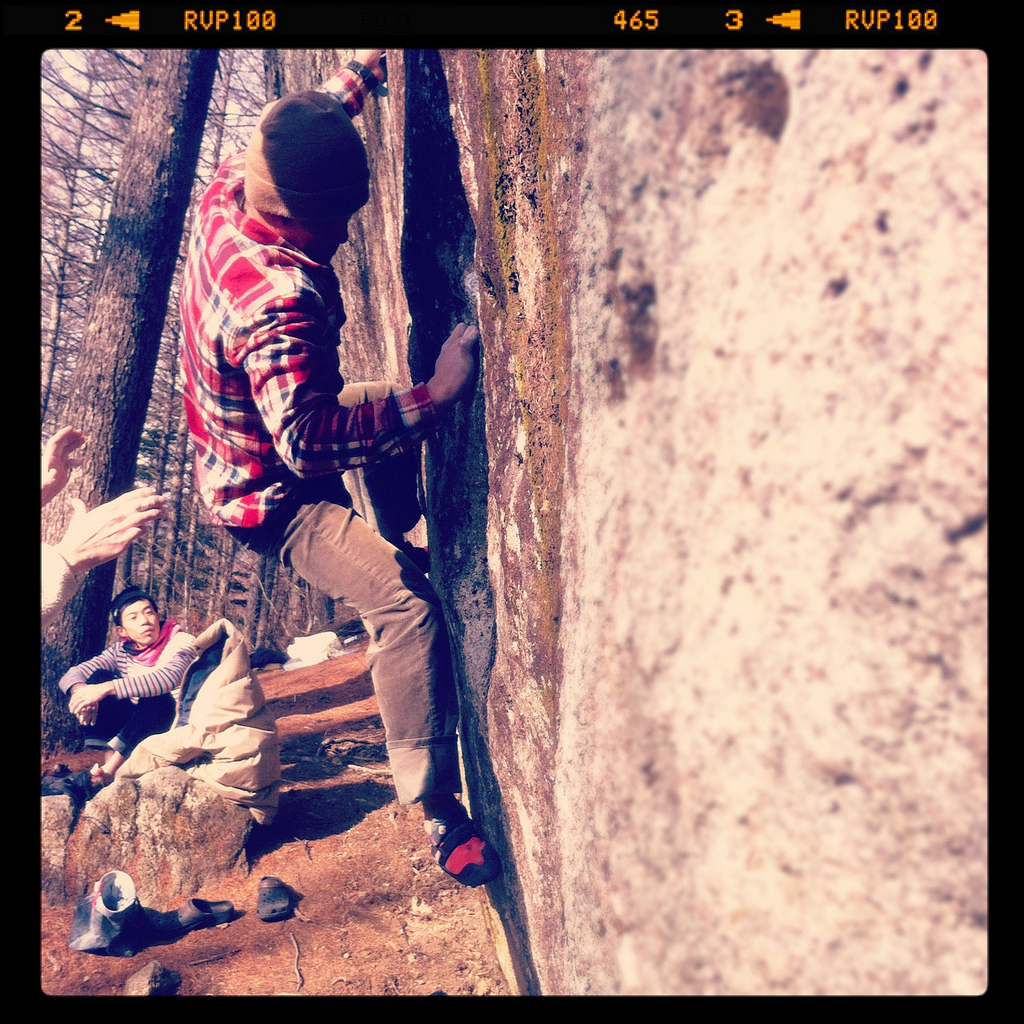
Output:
[
  {"xmin": 41, "ymin": 793, "xmax": 78, "ymax": 904},
  {"xmin": 123, "ymin": 961, "xmax": 182, "ymax": 996},
  {"xmin": 54, "ymin": 767, "xmax": 253, "ymax": 906}
]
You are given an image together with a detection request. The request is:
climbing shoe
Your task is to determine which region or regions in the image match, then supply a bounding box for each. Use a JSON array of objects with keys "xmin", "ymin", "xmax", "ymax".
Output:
[{"xmin": 424, "ymin": 809, "xmax": 502, "ymax": 888}]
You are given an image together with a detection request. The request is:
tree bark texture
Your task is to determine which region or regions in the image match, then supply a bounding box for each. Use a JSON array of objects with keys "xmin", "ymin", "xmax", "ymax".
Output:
[{"xmin": 41, "ymin": 49, "xmax": 218, "ymax": 754}]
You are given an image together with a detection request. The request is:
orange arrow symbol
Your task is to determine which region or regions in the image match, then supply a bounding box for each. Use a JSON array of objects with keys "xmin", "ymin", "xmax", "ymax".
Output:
[
  {"xmin": 106, "ymin": 10, "xmax": 141, "ymax": 31},
  {"xmin": 767, "ymin": 10, "xmax": 801, "ymax": 30}
]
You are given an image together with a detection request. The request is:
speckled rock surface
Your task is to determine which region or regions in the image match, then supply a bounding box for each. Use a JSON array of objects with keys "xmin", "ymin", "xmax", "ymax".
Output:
[
  {"xmin": 283, "ymin": 48, "xmax": 987, "ymax": 995},
  {"xmin": 59, "ymin": 768, "xmax": 253, "ymax": 905}
]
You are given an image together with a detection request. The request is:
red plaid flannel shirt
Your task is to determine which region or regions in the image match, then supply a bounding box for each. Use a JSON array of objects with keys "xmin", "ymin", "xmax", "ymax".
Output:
[{"xmin": 180, "ymin": 65, "xmax": 437, "ymax": 528}]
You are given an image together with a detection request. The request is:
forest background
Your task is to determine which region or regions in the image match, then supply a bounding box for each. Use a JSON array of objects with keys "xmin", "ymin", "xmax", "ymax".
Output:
[{"xmin": 40, "ymin": 49, "xmax": 354, "ymax": 752}]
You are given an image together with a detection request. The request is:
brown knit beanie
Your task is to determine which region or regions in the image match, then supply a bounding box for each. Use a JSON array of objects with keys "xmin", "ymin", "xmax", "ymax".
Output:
[{"xmin": 244, "ymin": 90, "xmax": 369, "ymax": 221}]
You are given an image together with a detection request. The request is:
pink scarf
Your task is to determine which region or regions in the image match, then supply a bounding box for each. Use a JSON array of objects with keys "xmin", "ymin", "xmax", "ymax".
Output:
[{"xmin": 126, "ymin": 619, "xmax": 181, "ymax": 667}]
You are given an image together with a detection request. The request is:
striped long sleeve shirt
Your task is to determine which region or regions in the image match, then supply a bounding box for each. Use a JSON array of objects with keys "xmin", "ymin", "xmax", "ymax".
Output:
[
  {"xmin": 180, "ymin": 63, "xmax": 437, "ymax": 529},
  {"xmin": 58, "ymin": 630, "xmax": 198, "ymax": 702}
]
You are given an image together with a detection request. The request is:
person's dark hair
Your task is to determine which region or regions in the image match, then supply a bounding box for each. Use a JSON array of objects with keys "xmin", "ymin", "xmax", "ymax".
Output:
[{"xmin": 110, "ymin": 586, "xmax": 158, "ymax": 625}]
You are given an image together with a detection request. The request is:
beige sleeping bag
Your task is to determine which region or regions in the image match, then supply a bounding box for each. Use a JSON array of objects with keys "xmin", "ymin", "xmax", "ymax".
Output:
[{"xmin": 119, "ymin": 618, "xmax": 281, "ymax": 824}]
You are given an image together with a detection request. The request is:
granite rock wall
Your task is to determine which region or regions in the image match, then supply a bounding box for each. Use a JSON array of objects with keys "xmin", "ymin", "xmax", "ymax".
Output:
[{"xmin": 284, "ymin": 48, "xmax": 987, "ymax": 995}]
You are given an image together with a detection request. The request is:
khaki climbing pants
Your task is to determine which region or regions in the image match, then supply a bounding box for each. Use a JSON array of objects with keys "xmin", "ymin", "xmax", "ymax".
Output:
[{"xmin": 229, "ymin": 383, "xmax": 462, "ymax": 805}]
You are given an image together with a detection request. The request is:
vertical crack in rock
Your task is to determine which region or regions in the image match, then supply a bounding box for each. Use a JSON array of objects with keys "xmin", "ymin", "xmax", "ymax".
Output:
[{"xmin": 400, "ymin": 50, "xmax": 502, "ymax": 826}]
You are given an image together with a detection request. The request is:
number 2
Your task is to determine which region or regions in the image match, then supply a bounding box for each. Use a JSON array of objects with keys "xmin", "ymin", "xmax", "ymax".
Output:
[{"xmin": 65, "ymin": 9, "xmax": 83, "ymax": 31}]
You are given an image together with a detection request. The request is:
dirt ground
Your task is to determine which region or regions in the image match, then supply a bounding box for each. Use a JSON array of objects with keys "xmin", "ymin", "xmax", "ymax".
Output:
[{"xmin": 40, "ymin": 641, "xmax": 511, "ymax": 997}]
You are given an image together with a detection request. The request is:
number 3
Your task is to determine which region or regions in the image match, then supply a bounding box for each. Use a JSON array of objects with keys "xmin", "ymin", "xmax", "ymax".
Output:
[{"xmin": 726, "ymin": 9, "xmax": 743, "ymax": 30}]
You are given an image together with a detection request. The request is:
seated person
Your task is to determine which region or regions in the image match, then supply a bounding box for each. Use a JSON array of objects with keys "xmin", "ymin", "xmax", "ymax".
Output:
[{"xmin": 59, "ymin": 586, "xmax": 197, "ymax": 786}]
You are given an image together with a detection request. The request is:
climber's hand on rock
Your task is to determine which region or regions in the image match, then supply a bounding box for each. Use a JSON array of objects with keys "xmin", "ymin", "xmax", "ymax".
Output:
[
  {"xmin": 427, "ymin": 323, "xmax": 479, "ymax": 410},
  {"xmin": 354, "ymin": 49, "xmax": 387, "ymax": 84}
]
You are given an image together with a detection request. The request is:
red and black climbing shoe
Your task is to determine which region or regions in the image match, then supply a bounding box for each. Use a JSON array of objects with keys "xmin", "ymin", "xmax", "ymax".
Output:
[{"xmin": 424, "ymin": 811, "xmax": 503, "ymax": 888}]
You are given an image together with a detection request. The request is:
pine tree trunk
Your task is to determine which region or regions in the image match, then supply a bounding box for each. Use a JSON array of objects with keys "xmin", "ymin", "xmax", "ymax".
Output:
[
  {"xmin": 40, "ymin": 49, "xmax": 218, "ymax": 755},
  {"xmin": 41, "ymin": 69, "xmax": 97, "ymax": 426}
]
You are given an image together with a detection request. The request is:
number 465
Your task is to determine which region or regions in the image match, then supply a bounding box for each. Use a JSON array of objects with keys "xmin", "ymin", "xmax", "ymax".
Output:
[{"xmin": 615, "ymin": 9, "xmax": 659, "ymax": 30}]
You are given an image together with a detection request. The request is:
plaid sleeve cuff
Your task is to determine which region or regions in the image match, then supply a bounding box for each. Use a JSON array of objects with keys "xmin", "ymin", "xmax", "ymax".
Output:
[
  {"xmin": 346, "ymin": 60, "xmax": 380, "ymax": 93},
  {"xmin": 395, "ymin": 383, "xmax": 438, "ymax": 436},
  {"xmin": 322, "ymin": 65, "xmax": 373, "ymax": 118}
]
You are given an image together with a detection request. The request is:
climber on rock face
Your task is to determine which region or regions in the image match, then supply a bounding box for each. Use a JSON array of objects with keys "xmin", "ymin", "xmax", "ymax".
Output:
[{"xmin": 179, "ymin": 49, "xmax": 501, "ymax": 887}]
